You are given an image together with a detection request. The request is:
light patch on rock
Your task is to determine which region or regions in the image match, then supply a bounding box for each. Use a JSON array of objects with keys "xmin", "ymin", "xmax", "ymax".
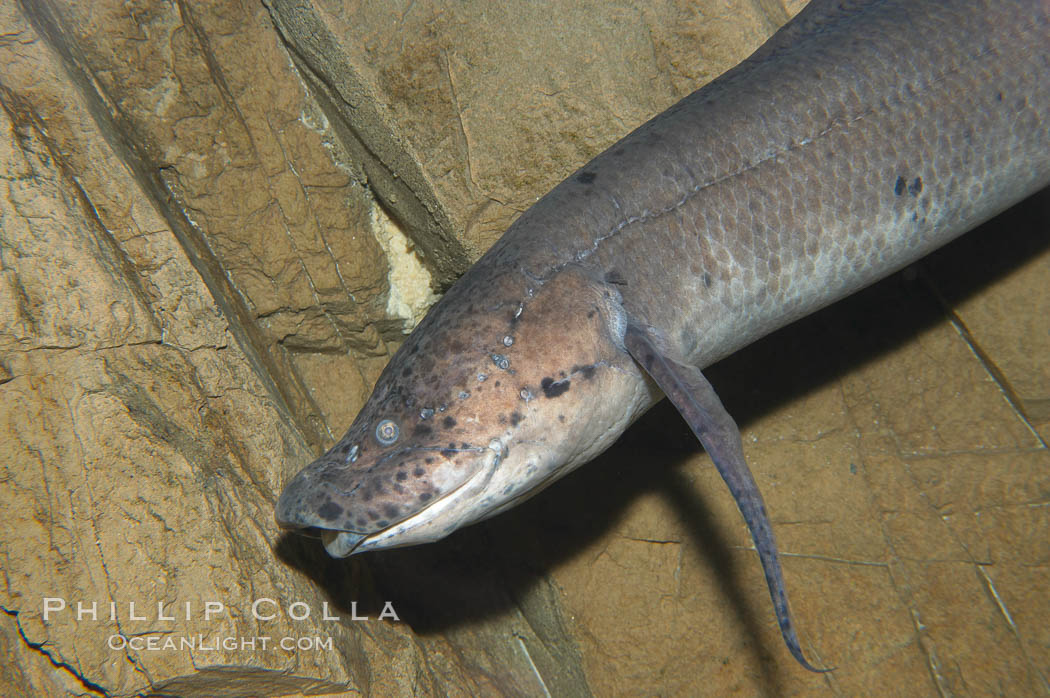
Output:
[
  {"xmin": 298, "ymin": 91, "xmax": 365, "ymax": 181},
  {"xmin": 300, "ymin": 98, "xmax": 329, "ymax": 134},
  {"xmin": 370, "ymin": 204, "xmax": 437, "ymax": 331}
]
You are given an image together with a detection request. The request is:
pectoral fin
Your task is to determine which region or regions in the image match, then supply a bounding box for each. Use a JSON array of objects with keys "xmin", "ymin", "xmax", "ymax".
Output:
[{"xmin": 623, "ymin": 323, "xmax": 831, "ymax": 672}]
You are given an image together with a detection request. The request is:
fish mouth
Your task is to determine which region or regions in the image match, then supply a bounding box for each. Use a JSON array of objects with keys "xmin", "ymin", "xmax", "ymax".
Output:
[
  {"xmin": 277, "ymin": 482, "xmax": 459, "ymax": 558},
  {"xmin": 276, "ymin": 438, "xmax": 507, "ymax": 557},
  {"xmin": 280, "ymin": 466, "xmax": 485, "ymax": 557},
  {"xmin": 273, "ymin": 472, "xmax": 381, "ymax": 557},
  {"xmin": 277, "ymin": 524, "xmax": 372, "ymax": 557},
  {"xmin": 320, "ymin": 529, "xmax": 369, "ymax": 557}
]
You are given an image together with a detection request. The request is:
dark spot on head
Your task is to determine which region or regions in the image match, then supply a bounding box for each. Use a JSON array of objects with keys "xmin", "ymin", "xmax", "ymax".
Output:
[
  {"xmin": 558, "ymin": 414, "xmax": 565, "ymax": 422},
  {"xmin": 376, "ymin": 520, "xmax": 389, "ymax": 528},
  {"xmin": 396, "ymin": 470, "xmax": 408, "ymax": 482},
  {"xmin": 510, "ymin": 412, "xmax": 524, "ymax": 427},
  {"xmin": 894, "ymin": 175, "xmax": 906, "ymax": 196},
  {"xmin": 414, "ymin": 423, "xmax": 433, "ymax": 436},
  {"xmin": 424, "ymin": 457, "xmax": 434, "ymax": 465},
  {"xmin": 494, "ymin": 381, "xmax": 501, "ymax": 388},
  {"xmin": 382, "ymin": 503, "xmax": 399, "ymax": 519},
  {"xmin": 572, "ymin": 364, "xmax": 596, "ymax": 380},
  {"xmin": 541, "ymin": 376, "xmax": 571, "ymax": 398},
  {"xmin": 448, "ymin": 442, "xmax": 456, "ymax": 449},
  {"xmin": 414, "ymin": 466, "xmax": 426, "ymax": 477},
  {"xmin": 401, "ymin": 366, "xmax": 412, "ymax": 377},
  {"xmin": 908, "ymin": 176, "xmax": 922, "ymax": 196},
  {"xmin": 443, "ymin": 416, "xmax": 457, "ymax": 429},
  {"xmin": 576, "ymin": 170, "xmax": 596, "ymax": 184},
  {"xmin": 362, "ymin": 490, "xmax": 373, "ymax": 502},
  {"xmin": 587, "ymin": 310, "xmax": 595, "ymax": 319},
  {"xmin": 441, "ymin": 448, "xmax": 455, "ymax": 458},
  {"xmin": 366, "ymin": 509, "xmax": 379, "ymax": 521},
  {"xmin": 460, "ymin": 442, "xmax": 469, "ymax": 449},
  {"xmin": 394, "ymin": 484, "xmax": 404, "ymax": 494},
  {"xmin": 419, "ymin": 492, "xmax": 433, "ymax": 503},
  {"xmin": 355, "ymin": 517, "xmax": 368, "ymax": 527},
  {"xmin": 317, "ymin": 500, "xmax": 343, "ymax": 521}
]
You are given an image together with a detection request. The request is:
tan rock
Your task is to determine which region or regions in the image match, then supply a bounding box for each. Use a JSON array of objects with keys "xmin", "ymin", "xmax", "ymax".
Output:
[
  {"xmin": 266, "ymin": 0, "xmax": 779, "ymax": 273},
  {"xmin": 2, "ymin": 0, "xmax": 1047, "ymax": 695}
]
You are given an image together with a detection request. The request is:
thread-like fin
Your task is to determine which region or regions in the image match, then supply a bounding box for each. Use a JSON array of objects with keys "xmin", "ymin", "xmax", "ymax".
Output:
[{"xmin": 623, "ymin": 323, "xmax": 832, "ymax": 672}]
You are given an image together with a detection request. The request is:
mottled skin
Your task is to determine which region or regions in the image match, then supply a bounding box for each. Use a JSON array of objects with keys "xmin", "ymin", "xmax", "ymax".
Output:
[
  {"xmin": 278, "ymin": 266, "xmax": 653, "ymax": 555},
  {"xmin": 276, "ymin": 0, "xmax": 1050, "ymax": 669}
]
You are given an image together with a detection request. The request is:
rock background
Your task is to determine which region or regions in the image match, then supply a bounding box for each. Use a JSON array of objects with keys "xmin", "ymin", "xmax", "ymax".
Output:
[{"xmin": 1, "ymin": 0, "xmax": 1046, "ymax": 696}]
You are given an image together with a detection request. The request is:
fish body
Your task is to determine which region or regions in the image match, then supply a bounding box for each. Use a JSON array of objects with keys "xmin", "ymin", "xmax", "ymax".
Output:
[{"xmin": 276, "ymin": 0, "xmax": 1050, "ymax": 669}]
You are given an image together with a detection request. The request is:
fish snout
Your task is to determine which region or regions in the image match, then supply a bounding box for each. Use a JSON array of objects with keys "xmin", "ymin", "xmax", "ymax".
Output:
[{"xmin": 275, "ymin": 441, "xmax": 492, "ymax": 556}]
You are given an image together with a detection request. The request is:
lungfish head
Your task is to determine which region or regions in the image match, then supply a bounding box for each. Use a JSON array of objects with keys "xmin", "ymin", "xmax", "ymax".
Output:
[{"xmin": 275, "ymin": 265, "xmax": 656, "ymax": 556}]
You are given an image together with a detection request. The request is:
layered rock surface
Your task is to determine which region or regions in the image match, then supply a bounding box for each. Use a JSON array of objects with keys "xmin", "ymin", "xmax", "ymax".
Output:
[{"xmin": 1, "ymin": 0, "xmax": 1047, "ymax": 696}]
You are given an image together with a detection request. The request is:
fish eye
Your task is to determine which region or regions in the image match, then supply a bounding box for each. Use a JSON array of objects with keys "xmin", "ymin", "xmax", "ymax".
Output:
[{"xmin": 375, "ymin": 419, "xmax": 399, "ymax": 445}]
